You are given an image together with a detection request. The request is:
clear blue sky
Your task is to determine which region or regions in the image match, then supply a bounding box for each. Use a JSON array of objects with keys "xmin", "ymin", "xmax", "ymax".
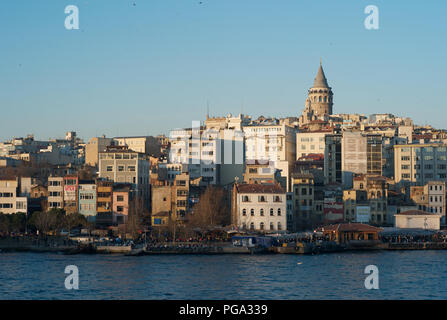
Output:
[{"xmin": 0, "ymin": 0, "xmax": 446, "ymax": 142}]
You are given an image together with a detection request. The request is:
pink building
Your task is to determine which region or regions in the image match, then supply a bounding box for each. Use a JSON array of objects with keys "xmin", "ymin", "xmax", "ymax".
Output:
[{"xmin": 113, "ymin": 184, "xmax": 131, "ymax": 224}]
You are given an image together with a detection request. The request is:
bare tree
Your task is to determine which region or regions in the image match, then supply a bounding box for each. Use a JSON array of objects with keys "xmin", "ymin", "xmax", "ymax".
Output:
[
  {"xmin": 31, "ymin": 211, "xmax": 58, "ymax": 236},
  {"xmin": 127, "ymin": 195, "xmax": 150, "ymax": 239},
  {"xmin": 63, "ymin": 212, "xmax": 87, "ymax": 235},
  {"xmin": 187, "ymin": 186, "xmax": 230, "ymax": 230}
]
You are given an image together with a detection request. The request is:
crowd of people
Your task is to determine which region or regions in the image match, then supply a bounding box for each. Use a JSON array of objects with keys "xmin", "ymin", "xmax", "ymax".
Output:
[{"xmin": 379, "ymin": 232, "xmax": 447, "ymax": 244}]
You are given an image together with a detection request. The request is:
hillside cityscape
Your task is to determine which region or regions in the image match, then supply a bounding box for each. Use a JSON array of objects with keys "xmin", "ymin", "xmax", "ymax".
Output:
[{"xmin": 1, "ymin": 62, "xmax": 446, "ymax": 248}]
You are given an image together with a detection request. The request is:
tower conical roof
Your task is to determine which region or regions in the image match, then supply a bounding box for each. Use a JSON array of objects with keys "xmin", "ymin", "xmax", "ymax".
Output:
[{"xmin": 313, "ymin": 63, "xmax": 329, "ymax": 88}]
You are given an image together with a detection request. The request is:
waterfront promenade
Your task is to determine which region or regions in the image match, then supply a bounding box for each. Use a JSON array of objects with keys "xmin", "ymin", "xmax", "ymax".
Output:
[{"xmin": 3, "ymin": 235, "xmax": 447, "ymax": 255}]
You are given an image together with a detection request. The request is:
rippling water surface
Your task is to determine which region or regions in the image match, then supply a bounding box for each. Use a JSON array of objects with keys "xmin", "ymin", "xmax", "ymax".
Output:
[{"xmin": 1, "ymin": 251, "xmax": 447, "ymax": 299}]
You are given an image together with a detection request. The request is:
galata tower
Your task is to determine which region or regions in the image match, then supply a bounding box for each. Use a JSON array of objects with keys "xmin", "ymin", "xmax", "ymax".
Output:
[{"xmin": 299, "ymin": 61, "xmax": 334, "ymax": 125}]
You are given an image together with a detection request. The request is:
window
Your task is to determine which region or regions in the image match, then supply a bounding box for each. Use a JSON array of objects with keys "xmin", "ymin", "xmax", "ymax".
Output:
[
  {"xmin": 242, "ymin": 209, "xmax": 247, "ymax": 216},
  {"xmin": 260, "ymin": 222, "xmax": 265, "ymax": 230},
  {"xmin": 277, "ymin": 222, "xmax": 282, "ymax": 231},
  {"xmin": 128, "ymin": 166, "xmax": 136, "ymax": 172},
  {"xmin": 270, "ymin": 222, "xmax": 274, "ymax": 230},
  {"xmin": 117, "ymin": 195, "xmax": 124, "ymax": 202},
  {"xmin": 242, "ymin": 196, "xmax": 250, "ymax": 202},
  {"xmin": 250, "ymin": 222, "xmax": 254, "ymax": 230},
  {"xmin": 106, "ymin": 166, "xmax": 113, "ymax": 172},
  {"xmin": 270, "ymin": 208, "xmax": 274, "ymax": 216},
  {"xmin": 259, "ymin": 196, "xmax": 266, "ymax": 202},
  {"xmin": 260, "ymin": 209, "xmax": 264, "ymax": 216},
  {"xmin": 118, "ymin": 166, "xmax": 124, "ymax": 172},
  {"xmin": 277, "ymin": 208, "xmax": 281, "ymax": 216},
  {"xmin": 250, "ymin": 209, "xmax": 254, "ymax": 216}
]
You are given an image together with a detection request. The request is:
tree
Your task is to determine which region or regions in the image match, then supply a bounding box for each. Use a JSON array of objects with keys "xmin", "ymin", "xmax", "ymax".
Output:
[
  {"xmin": 63, "ymin": 213, "xmax": 87, "ymax": 235},
  {"xmin": 186, "ymin": 186, "xmax": 230, "ymax": 231},
  {"xmin": 8, "ymin": 213, "xmax": 26, "ymax": 233},
  {"xmin": 30, "ymin": 211, "xmax": 58, "ymax": 236},
  {"xmin": 126, "ymin": 195, "xmax": 150, "ymax": 239},
  {"xmin": 0, "ymin": 214, "xmax": 10, "ymax": 234}
]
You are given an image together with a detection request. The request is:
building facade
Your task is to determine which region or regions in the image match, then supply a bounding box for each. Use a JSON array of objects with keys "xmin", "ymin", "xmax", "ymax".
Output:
[
  {"xmin": 394, "ymin": 144, "xmax": 447, "ymax": 185},
  {"xmin": 47, "ymin": 176, "xmax": 64, "ymax": 210},
  {"xmin": 234, "ymin": 184, "xmax": 287, "ymax": 232}
]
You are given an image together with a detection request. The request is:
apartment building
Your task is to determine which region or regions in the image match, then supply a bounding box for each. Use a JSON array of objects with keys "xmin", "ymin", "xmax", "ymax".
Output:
[
  {"xmin": 85, "ymin": 136, "xmax": 114, "ymax": 167},
  {"xmin": 343, "ymin": 175, "xmax": 389, "ymax": 225},
  {"xmin": 324, "ymin": 134, "xmax": 342, "ymax": 184},
  {"xmin": 296, "ymin": 130, "xmax": 332, "ymax": 160},
  {"xmin": 205, "ymin": 114, "xmax": 247, "ymax": 186},
  {"xmin": 47, "ymin": 176, "xmax": 64, "ymax": 210},
  {"xmin": 394, "ymin": 144, "xmax": 447, "ymax": 185},
  {"xmin": 96, "ymin": 180, "xmax": 113, "ymax": 213},
  {"xmin": 113, "ymin": 136, "xmax": 160, "ymax": 156},
  {"xmin": 113, "ymin": 184, "xmax": 131, "ymax": 224},
  {"xmin": 151, "ymin": 173, "xmax": 191, "ymax": 222},
  {"xmin": 242, "ymin": 161, "xmax": 286, "ymax": 188},
  {"xmin": 291, "ymin": 173, "xmax": 316, "ymax": 231},
  {"xmin": 325, "ymin": 132, "xmax": 382, "ymax": 187},
  {"xmin": 78, "ymin": 180, "xmax": 97, "ymax": 220},
  {"xmin": 169, "ymin": 127, "xmax": 220, "ymax": 185},
  {"xmin": 0, "ymin": 179, "xmax": 27, "ymax": 214},
  {"xmin": 410, "ymin": 181, "xmax": 446, "ymax": 222},
  {"xmin": 98, "ymin": 146, "xmax": 150, "ymax": 205},
  {"xmin": 63, "ymin": 175, "xmax": 78, "ymax": 214},
  {"xmin": 234, "ymin": 183, "xmax": 286, "ymax": 232},
  {"xmin": 244, "ymin": 123, "xmax": 297, "ymax": 191}
]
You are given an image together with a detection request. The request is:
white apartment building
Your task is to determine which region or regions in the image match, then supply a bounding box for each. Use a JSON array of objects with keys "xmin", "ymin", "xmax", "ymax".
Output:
[
  {"xmin": 234, "ymin": 184, "xmax": 287, "ymax": 232},
  {"xmin": 169, "ymin": 126, "xmax": 220, "ymax": 185},
  {"xmin": 244, "ymin": 123, "xmax": 297, "ymax": 191},
  {"xmin": 0, "ymin": 179, "xmax": 27, "ymax": 214}
]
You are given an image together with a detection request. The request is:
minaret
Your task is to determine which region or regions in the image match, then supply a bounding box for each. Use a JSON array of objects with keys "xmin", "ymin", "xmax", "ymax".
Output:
[{"xmin": 300, "ymin": 61, "xmax": 334, "ymax": 125}]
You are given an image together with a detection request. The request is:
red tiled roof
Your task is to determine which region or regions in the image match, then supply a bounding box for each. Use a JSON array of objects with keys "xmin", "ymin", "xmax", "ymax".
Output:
[{"xmin": 236, "ymin": 183, "xmax": 285, "ymax": 194}]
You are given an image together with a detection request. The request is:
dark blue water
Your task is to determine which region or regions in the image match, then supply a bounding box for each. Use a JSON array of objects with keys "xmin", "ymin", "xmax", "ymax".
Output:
[{"xmin": 1, "ymin": 251, "xmax": 446, "ymax": 299}]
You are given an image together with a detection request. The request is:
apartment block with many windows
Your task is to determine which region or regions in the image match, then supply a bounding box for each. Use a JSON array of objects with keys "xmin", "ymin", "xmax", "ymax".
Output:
[{"xmin": 394, "ymin": 144, "xmax": 447, "ymax": 185}]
